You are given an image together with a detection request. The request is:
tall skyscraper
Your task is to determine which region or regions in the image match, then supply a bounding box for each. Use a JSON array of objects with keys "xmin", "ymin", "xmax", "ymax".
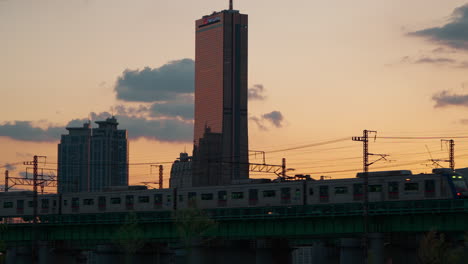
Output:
[
  {"xmin": 192, "ymin": 2, "xmax": 249, "ymax": 186},
  {"xmin": 57, "ymin": 117, "xmax": 128, "ymax": 193}
]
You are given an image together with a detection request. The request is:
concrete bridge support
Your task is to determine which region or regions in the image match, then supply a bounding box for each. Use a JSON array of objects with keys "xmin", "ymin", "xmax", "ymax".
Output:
[{"xmin": 340, "ymin": 238, "xmax": 363, "ymax": 264}]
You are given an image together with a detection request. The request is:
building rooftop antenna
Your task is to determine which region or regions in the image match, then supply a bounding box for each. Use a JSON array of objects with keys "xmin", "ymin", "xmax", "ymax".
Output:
[{"xmin": 229, "ymin": 0, "xmax": 233, "ymax": 10}]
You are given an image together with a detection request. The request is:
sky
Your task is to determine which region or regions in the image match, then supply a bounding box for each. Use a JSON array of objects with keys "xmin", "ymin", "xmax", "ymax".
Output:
[{"xmin": 1, "ymin": 0, "xmax": 468, "ymax": 191}]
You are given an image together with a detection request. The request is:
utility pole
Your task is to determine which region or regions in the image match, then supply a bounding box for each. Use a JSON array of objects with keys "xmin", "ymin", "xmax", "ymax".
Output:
[
  {"xmin": 159, "ymin": 165, "xmax": 163, "ymax": 189},
  {"xmin": 23, "ymin": 155, "xmax": 46, "ymax": 264},
  {"xmin": 441, "ymin": 139, "xmax": 455, "ymax": 171},
  {"xmin": 353, "ymin": 130, "xmax": 389, "ymax": 264},
  {"xmin": 282, "ymin": 158, "xmax": 286, "ymax": 179},
  {"xmin": 4, "ymin": 170, "xmax": 8, "ymax": 192}
]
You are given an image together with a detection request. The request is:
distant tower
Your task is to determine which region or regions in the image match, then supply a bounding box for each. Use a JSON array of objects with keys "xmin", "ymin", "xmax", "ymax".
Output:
[
  {"xmin": 169, "ymin": 152, "xmax": 193, "ymax": 188},
  {"xmin": 192, "ymin": 2, "xmax": 249, "ymax": 186},
  {"xmin": 57, "ymin": 117, "xmax": 128, "ymax": 193}
]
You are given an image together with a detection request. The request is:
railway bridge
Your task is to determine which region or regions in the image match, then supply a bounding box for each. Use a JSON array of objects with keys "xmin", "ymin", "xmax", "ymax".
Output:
[{"xmin": 1, "ymin": 199, "xmax": 468, "ymax": 264}]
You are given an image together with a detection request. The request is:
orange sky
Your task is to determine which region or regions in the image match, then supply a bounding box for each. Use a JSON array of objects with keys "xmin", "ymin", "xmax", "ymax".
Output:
[{"xmin": 1, "ymin": 0, "xmax": 468, "ymax": 191}]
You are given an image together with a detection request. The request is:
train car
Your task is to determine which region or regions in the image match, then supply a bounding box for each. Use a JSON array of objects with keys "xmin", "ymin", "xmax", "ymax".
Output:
[
  {"xmin": 177, "ymin": 181, "xmax": 304, "ymax": 209},
  {"xmin": 60, "ymin": 187, "xmax": 174, "ymax": 215},
  {"xmin": 0, "ymin": 191, "xmax": 59, "ymax": 221}
]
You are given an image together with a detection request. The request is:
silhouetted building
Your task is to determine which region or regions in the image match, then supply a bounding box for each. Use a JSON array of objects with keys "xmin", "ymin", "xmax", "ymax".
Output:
[
  {"xmin": 169, "ymin": 152, "xmax": 193, "ymax": 188},
  {"xmin": 57, "ymin": 117, "xmax": 128, "ymax": 193},
  {"xmin": 193, "ymin": 4, "xmax": 249, "ymax": 186}
]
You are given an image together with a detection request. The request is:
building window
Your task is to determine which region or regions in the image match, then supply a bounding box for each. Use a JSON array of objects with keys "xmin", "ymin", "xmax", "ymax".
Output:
[
  {"xmin": 138, "ymin": 196, "xmax": 149, "ymax": 203},
  {"xmin": 111, "ymin": 197, "xmax": 121, "ymax": 205},
  {"xmin": 335, "ymin": 187, "xmax": 348, "ymax": 194},
  {"xmin": 201, "ymin": 193, "xmax": 214, "ymax": 200},
  {"xmin": 404, "ymin": 183, "xmax": 419, "ymax": 191},
  {"xmin": 231, "ymin": 192, "xmax": 244, "ymax": 199},
  {"xmin": 263, "ymin": 190, "xmax": 276, "ymax": 198}
]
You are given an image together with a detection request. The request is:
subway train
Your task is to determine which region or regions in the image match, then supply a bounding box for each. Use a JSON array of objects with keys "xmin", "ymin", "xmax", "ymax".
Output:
[{"xmin": 0, "ymin": 168, "xmax": 467, "ymax": 220}]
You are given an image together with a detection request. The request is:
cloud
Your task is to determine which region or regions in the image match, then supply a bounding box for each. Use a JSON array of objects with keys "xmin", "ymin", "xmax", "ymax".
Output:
[
  {"xmin": 262, "ymin": 111, "xmax": 284, "ymax": 127},
  {"xmin": 401, "ymin": 55, "xmax": 468, "ymax": 68},
  {"xmin": 432, "ymin": 90, "xmax": 468, "ymax": 108},
  {"xmin": 250, "ymin": 111, "xmax": 285, "ymax": 130},
  {"xmin": 0, "ymin": 121, "xmax": 64, "ymax": 142},
  {"xmin": 149, "ymin": 102, "xmax": 194, "ymax": 120},
  {"xmin": 409, "ymin": 4, "xmax": 468, "ymax": 50},
  {"xmin": 460, "ymin": 119, "xmax": 468, "ymax": 125},
  {"xmin": 4, "ymin": 163, "xmax": 16, "ymax": 171},
  {"xmin": 115, "ymin": 59, "xmax": 194, "ymax": 102},
  {"xmin": 248, "ymin": 84, "xmax": 266, "ymax": 100}
]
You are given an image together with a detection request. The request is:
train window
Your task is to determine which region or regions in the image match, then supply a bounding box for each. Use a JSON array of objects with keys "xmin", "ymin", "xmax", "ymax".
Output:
[
  {"xmin": 231, "ymin": 192, "xmax": 244, "ymax": 199},
  {"xmin": 63, "ymin": 200, "xmax": 68, "ymax": 206},
  {"xmin": 309, "ymin": 188, "xmax": 314, "ymax": 196},
  {"xmin": 83, "ymin": 199, "xmax": 94, "ymax": 206},
  {"xmin": 53, "ymin": 200, "xmax": 57, "ymax": 207},
  {"xmin": 167, "ymin": 195, "xmax": 172, "ymax": 203},
  {"xmin": 369, "ymin": 185, "xmax": 382, "ymax": 192},
  {"xmin": 72, "ymin": 198, "xmax": 80, "ymax": 208},
  {"xmin": 138, "ymin": 196, "xmax": 149, "ymax": 203},
  {"xmin": 28, "ymin": 201, "xmax": 34, "ymax": 207},
  {"xmin": 404, "ymin": 183, "xmax": 419, "ymax": 191},
  {"xmin": 17, "ymin": 200, "xmax": 24, "ymax": 209},
  {"xmin": 3, "ymin": 202, "xmax": 13, "ymax": 208},
  {"xmin": 178, "ymin": 195, "xmax": 184, "ymax": 202},
  {"xmin": 319, "ymin": 186, "xmax": 329, "ymax": 197},
  {"xmin": 335, "ymin": 187, "xmax": 348, "ymax": 194},
  {"xmin": 41, "ymin": 199, "xmax": 49, "ymax": 209},
  {"xmin": 154, "ymin": 194, "xmax": 163, "ymax": 204},
  {"xmin": 263, "ymin": 190, "xmax": 276, "ymax": 198},
  {"xmin": 188, "ymin": 192, "xmax": 197, "ymax": 201},
  {"xmin": 111, "ymin": 197, "xmax": 121, "ymax": 204},
  {"xmin": 201, "ymin": 193, "xmax": 214, "ymax": 200}
]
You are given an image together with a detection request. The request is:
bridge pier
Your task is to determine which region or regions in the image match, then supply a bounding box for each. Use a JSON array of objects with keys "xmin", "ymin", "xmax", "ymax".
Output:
[
  {"xmin": 369, "ymin": 233, "xmax": 384, "ymax": 264},
  {"xmin": 340, "ymin": 238, "xmax": 363, "ymax": 264}
]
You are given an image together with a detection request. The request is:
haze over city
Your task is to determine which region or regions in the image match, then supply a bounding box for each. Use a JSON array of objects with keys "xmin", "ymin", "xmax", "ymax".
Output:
[{"xmin": 2, "ymin": 0, "xmax": 468, "ymax": 189}]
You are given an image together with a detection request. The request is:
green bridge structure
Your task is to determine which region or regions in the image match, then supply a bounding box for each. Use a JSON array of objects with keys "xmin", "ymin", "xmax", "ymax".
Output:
[{"xmin": 1, "ymin": 199, "xmax": 468, "ymax": 264}]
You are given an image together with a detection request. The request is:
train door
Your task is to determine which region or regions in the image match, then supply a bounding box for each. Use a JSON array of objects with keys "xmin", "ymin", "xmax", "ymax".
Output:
[
  {"xmin": 16, "ymin": 199, "xmax": 24, "ymax": 215},
  {"xmin": 319, "ymin": 186, "xmax": 329, "ymax": 203},
  {"xmin": 71, "ymin": 198, "xmax": 80, "ymax": 213},
  {"xmin": 154, "ymin": 194, "xmax": 163, "ymax": 209},
  {"xmin": 98, "ymin": 196, "xmax": 106, "ymax": 212},
  {"xmin": 249, "ymin": 189, "xmax": 258, "ymax": 206},
  {"xmin": 218, "ymin": 191, "xmax": 227, "ymax": 207},
  {"xmin": 424, "ymin": 180, "xmax": 436, "ymax": 198},
  {"xmin": 388, "ymin": 182, "xmax": 399, "ymax": 200},
  {"xmin": 125, "ymin": 195, "xmax": 134, "ymax": 210},
  {"xmin": 353, "ymin": 184, "xmax": 363, "ymax": 201},
  {"xmin": 281, "ymin": 188, "xmax": 291, "ymax": 204}
]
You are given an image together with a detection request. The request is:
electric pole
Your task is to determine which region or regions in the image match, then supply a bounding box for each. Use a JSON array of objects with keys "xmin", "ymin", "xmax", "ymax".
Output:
[
  {"xmin": 441, "ymin": 139, "xmax": 455, "ymax": 171},
  {"xmin": 352, "ymin": 130, "xmax": 389, "ymax": 264},
  {"xmin": 4, "ymin": 170, "xmax": 8, "ymax": 192}
]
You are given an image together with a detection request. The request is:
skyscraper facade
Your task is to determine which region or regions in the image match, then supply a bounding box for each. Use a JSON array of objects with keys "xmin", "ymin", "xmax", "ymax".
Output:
[
  {"xmin": 192, "ymin": 4, "xmax": 249, "ymax": 186},
  {"xmin": 57, "ymin": 117, "xmax": 128, "ymax": 193}
]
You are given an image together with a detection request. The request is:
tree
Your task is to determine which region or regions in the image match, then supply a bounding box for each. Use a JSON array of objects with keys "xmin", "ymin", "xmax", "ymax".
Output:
[
  {"xmin": 418, "ymin": 230, "xmax": 463, "ymax": 264},
  {"xmin": 114, "ymin": 212, "xmax": 145, "ymax": 264}
]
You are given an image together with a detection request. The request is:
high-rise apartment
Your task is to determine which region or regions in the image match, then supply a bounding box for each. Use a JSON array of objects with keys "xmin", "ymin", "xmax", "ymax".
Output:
[
  {"xmin": 192, "ymin": 2, "xmax": 249, "ymax": 186},
  {"xmin": 57, "ymin": 117, "xmax": 128, "ymax": 193}
]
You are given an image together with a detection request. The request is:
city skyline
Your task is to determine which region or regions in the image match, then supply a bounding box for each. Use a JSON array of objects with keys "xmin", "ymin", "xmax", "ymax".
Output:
[{"xmin": 1, "ymin": 0, "xmax": 468, "ymax": 189}]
